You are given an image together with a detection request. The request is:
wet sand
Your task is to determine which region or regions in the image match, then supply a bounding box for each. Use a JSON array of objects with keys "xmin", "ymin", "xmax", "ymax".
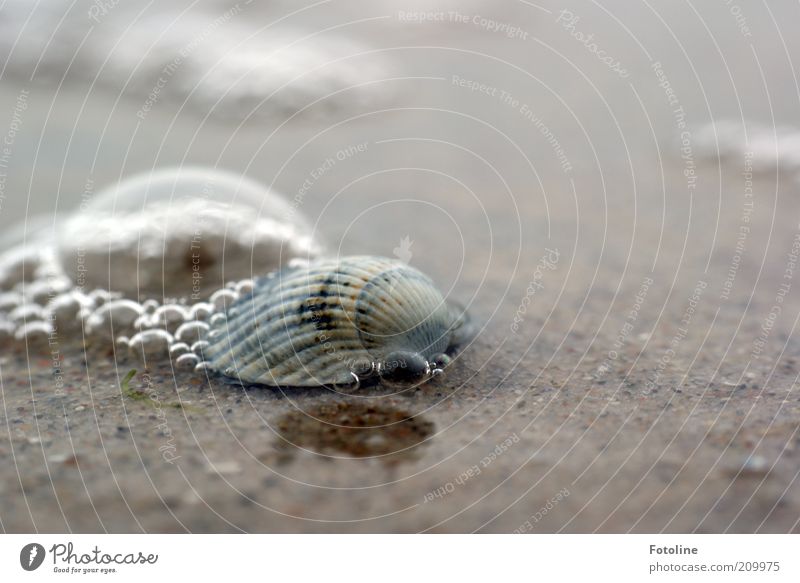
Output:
[{"xmin": 1, "ymin": 0, "xmax": 800, "ymax": 532}]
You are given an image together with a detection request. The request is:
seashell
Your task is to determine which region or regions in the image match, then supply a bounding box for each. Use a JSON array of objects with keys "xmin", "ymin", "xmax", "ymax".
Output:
[
  {"xmin": 56, "ymin": 167, "xmax": 324, "ymax": 298},
  {"xmin": 202, "ymin": 256, "xmax": 469, "ymax": 388},
  {"xmin": 191, "ymin": 340, "xmax": 210, "ymax": 355}
]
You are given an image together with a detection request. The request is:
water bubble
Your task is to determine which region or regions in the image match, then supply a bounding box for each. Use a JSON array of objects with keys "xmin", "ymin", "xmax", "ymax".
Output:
[
  {"xmin": 88, "ymin": 288, "xmax": 117, "ymax": 307},
  {"xmin": 209, "ymin": 313, "xmax": 227, "ymax": 327},
  {"xmin": 0, "ymin": 291, "xmax": 22, "ymax": 312},
  {"xmin": 379, "ymin": 351, "xmax": 431, "ymax": 387},
  {"xmin": 193, "ymin": 361, "xmax": 215, "ymax": 374},
  {"xmin": 287, "ymin": 257, "xmax": 311, "ymax": 270},
  {"xmin": 56, "ymin": 167, "xmax": 324, "ymax": 298},
  {"xmin": 142, "ymin": 299, "xmax": 160, "ymax": 314},
  {"xmin": 24, "ymin": 276, "xmax": 72, "ymax": 305},
  {"xmin": 128, "ymin": 329, "xmax": 174, "ymax": 360},
  {"xmin": 332, "ymin": 372, "xmax": 361, "ymax": 393},
  {"xmin": 431, "ymin": 353, "xmax": 452, "ymax": 370},
  {"xmin": 8, "ymin": 303, "xmax": 46, "ymax": 323},
  {"xmin": 151, "ymin": 304, "xmax": 189, "ymax": 332},
  {"xmin": 133, "ymin": 314, "xmax": 153, "ymax": 331},
  {"xmin": 189, "ymin": 302, "xmax": 214, "ymax": 321},
  {"xmin": 349, "ymin": 356, "xmax": 376, "ymax": 378},
  {"xmin": 235, "ymin": 279, "xmax": 254, "ymax": 296},
  {"xmin": 44, "ymin": 291, "xmax": 92, "ymax": 329},
  {"xmin": 175, "ymin": 353, "xmax": 200, "ymax": 370},
  {"xmin": 175, "ymin": 321, "xmax": 210, "ymax": 343},
  {"xmin": 85, "ymin": 299, "xmax": 145, "ymax": 337},
  {"xmin": 14, "ymin": 321, "xmax": 53, "ymax": 345},
  {"xmin": 169, "ymin": 342, "xmax": 191, "ymax": 357},
  {"xmin": 191, "ymin": 340, "xmax": 210, "ymax": 355},
  {"xmin": 210, "ymin": 288, "xmax": 238, "ymax": 312},
  {"xmin": 0, "ymin": 247, "xmax": 41, "ymax": 288}
]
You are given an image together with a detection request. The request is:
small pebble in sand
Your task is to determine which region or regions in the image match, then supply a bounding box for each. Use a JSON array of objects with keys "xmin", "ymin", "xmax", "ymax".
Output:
[{"xmin": 737, "ymin": 455, "xmax": 770, "ymax": 477}]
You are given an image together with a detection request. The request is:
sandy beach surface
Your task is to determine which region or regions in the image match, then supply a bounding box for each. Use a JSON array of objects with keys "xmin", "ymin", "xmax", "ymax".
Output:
[{"xmin": 1, "ymin": 0, "xmax": 800, "ymax": 532}]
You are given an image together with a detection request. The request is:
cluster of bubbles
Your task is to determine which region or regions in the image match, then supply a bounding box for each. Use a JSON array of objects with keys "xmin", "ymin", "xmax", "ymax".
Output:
[
  {"xmin": 0, "ymin": 240, "xmax": 260, "ymax": 376},
  {"xmin": 1, "ymin": 167, "xmax": 462, "ymax": 389},
  {"xmin": 0, "ymin": 251, "xmax": 451, "ymax": 387},
  {"xmin": 0, "ymin": 167, "xmax": 321, "ymax": 378}
]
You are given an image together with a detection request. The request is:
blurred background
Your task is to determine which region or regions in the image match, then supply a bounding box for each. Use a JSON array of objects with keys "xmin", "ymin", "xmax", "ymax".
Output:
[{"xmin": 2, "ymin": 1, "xmax": 800, "ymax": 533}]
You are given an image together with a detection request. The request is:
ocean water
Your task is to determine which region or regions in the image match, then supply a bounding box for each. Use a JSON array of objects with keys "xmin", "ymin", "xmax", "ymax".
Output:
[{"xmin": 0, "ymin": 0, "xmax": 403, "ymax": 121}]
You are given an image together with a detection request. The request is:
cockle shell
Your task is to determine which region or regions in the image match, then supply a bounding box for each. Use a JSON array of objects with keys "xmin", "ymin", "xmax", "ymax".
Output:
[{"xmin": 201, "ymin": 256, "xmax": 468, "ymax": 388}]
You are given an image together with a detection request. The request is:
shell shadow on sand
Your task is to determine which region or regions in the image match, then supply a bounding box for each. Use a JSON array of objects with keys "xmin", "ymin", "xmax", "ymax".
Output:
[{"xmin": 272, "ymin": 401, "xmax": 435, "ymax": 466}]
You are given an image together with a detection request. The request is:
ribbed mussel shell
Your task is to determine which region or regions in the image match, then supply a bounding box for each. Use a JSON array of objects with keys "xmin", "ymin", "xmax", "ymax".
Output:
[{"xmin": 202, "ymin": 256, "xmax": 464, "ymax": 387}]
